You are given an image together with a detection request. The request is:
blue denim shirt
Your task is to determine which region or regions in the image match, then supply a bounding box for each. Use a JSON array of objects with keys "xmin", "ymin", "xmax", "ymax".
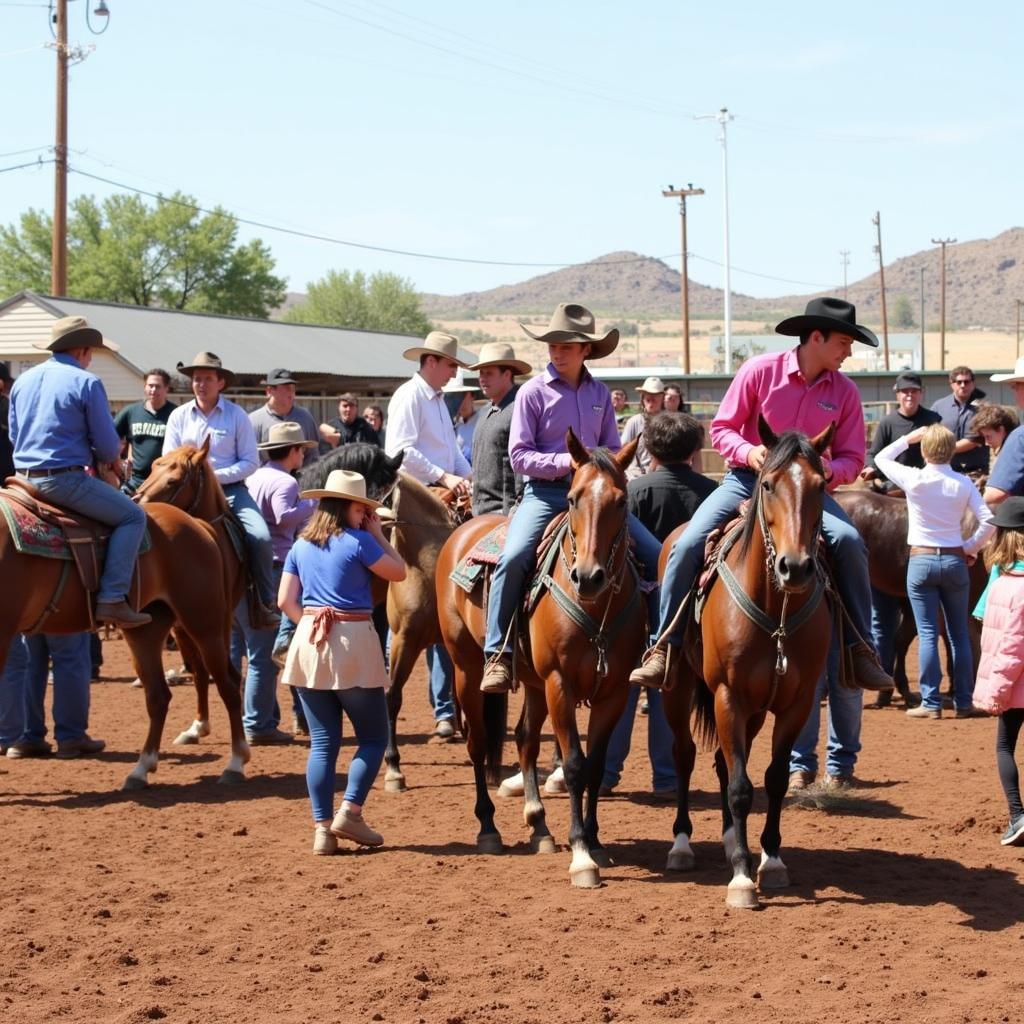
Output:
[{"xmin": 9, "ymin": 353, "xmax": 120, "ymax": 470}]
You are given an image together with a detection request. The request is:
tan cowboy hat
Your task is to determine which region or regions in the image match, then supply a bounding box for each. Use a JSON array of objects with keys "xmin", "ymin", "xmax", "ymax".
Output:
[
  {"xmin": 299, "ymin": 468, "xmax": 383, "ymax": 508},
  {"xmin": 636, "ymin": 375, "xmax": 666, "ymax": 395},
  {"xmin": 256, "ymin": 421, "xmax": 318, "ymax": 451},
  {"xmin": 519, "ymin": 302, "xmax": 619, "ymax": 359},
  {"xmin": 402, "ymin": 330, "xmax": 471, "ymax": 368},
  {"xmin": 467, "ymin": 342, "xmax": 532, "ymax": 376},
  {"xmin": 177, "ymin": 351, "xmax": 236, "ymax": 386},
  {"xmin": 991, "ymin": 358, "xmax": 1024, "ymax": 384},
  {"xmin": 441, "ymin": 369, "xmax": 480, "ymax": 395},
  {"xmin": 34, "ymin": 315, "xmax": 119, "ymax": 353}
]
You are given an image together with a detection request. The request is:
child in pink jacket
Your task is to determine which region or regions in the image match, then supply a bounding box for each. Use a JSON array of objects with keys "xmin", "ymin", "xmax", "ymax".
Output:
[{"xmin": 972, "ymin": 496, "xmax": 1024, "ymax": 847}]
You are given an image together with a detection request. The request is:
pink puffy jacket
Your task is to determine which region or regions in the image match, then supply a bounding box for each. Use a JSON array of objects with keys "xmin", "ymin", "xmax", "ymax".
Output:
[{"xmin": 974, "ymin": 570, "xmax": 1024, "ymax": 714}]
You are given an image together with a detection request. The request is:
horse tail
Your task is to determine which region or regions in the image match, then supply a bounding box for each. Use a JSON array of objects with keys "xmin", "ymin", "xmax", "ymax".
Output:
[
  {"xmin": 692, "ymin": 677, "xmax": 718, "ymax": 751},
  {"xmin": 483, "ymin": 691, "xmax": 508, "ymax": 788}
]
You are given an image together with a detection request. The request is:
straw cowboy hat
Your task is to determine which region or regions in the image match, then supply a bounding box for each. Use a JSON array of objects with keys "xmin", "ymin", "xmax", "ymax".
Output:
[
  {"xmin": 467, "ymin": 342, "xmax": 532, "ymax": 376},
  {"xmin": 519, "ymin": 302, "xmax": 619, "ymax": 359},
  {"xmin": 176, "ymin": 351, "xmax": 236, "ymax": 386},
  {"xmin": 34, "ymin": 315, "xmax": 119, "ymax": 353},
  {"xmin": 402, "ymin": 330, "xmax": 471, "ymax": 368},
  {"xmin": 991, "ymin": 357, "xmax": 1024, "ymax": 384},
  {"xmin": 775, "ymin": 297, "xmax": 880, "ymax": 349},
  {"xmin": 256, "ymin": 421, "xmax": 319, "ymax": 451},
  {"xmin": 299, "ymin": 468, "xmax": 383, "ymax": 508},
  {"xmin": 442, "ymin": 369, "xmax": 480, "ymax": 395},
  {"xmin": 636, "ymin": 375, "xmax": 666, "ymax": 395}
]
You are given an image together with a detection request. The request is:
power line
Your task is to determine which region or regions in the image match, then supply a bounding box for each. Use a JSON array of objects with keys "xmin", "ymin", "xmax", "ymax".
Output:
[
  {"xmin": 0, "ymin": 145, "xmax": 50, "ymax": 159},
  {"xmin": 0, "ymin": 157, "xmax": 53, "ymax": 174},
  {"xmin": 687, "ymin": 252, "xmax": 831, "ymax": 289}
]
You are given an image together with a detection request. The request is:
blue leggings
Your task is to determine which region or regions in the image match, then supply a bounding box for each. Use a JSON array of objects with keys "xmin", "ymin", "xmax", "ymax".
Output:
[{"xmin": 295, "ymin": 687, "xmax": 389, "ymax": 822}]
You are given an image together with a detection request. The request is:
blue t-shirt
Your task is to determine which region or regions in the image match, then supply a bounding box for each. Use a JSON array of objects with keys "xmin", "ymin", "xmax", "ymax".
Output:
[
  {"xmin": 987, "ymin": 426, "xmax": 1024, "ymax": 496},
  {"xmin": 283, "ymin": 529, "xmax": 384, "ymax": 611}
]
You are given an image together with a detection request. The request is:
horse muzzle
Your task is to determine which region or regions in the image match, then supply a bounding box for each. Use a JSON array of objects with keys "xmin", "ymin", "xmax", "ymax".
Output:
[
  {"xmin": 569, "ymin": 564, "xmax": 609, "ymax": 601},
  {"xmin": 774, "ymin": 553, "xmax": 816, "ymax": 592}
]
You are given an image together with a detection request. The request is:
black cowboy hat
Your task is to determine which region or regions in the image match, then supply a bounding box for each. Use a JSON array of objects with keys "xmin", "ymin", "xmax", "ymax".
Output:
[
  {"xmin": 992, "ymin": 497, "xmax": 1024, "ymax": 531},
  {"xmin": 775, "ymin": 297, "xmax": 880, "ymax": 349}
]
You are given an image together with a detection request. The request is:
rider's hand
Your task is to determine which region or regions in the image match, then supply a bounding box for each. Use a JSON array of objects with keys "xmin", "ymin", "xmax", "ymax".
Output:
[
  {"xmin": 859, "ymin": 467, "xmax": 878, "ymax": 481},
  {"xmin": 439, "ymin": 472, "xmax": 470, "ymax": 498},
  {"xmin": 746, "ymin": 445, "xmax": 767, "ymax": 472}
]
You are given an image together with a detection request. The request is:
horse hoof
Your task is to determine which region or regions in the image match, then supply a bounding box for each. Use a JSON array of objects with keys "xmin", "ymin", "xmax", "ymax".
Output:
[
  {"xmin": 726, "ymin": 878, "xmax": 760, "ymax": 910},
  {"xmin": 758, "ymin": 858, "xmax": 790, "ymax": 890},
  {"xmin": 591, "ymin": 847, "xmax": 613, "ymax": 869},
  {"xmin": 531, "ymin": 835, "xmax": 557, "ymax": 855},
  {"xmin": 666, "ymin": 850, "xmax": 696, "ymax": 872},
  {"xmin": 497, "ymin": 773, "xmax": 525, "ymax": 798},
  {"xmin": 476, "ymin": 833, "xmax": 504, "ymax": 855},
  {"xmin": 570, "ymin": 866, "xmax": 602, "ymax": 889},
  {"xmin": 122, "ymin": 775, "xmax": 148, "ymax": 792},
  {"xmin": 384, "ymin": 775, "xmax": 407, "ymax": 793},
  {"xmin": 217, "ymin": 770, "xmax": 246, "ymax": 786},
  {"xmin": 173, "ymin": 731, "xmax": 199, "ymax": 746}
]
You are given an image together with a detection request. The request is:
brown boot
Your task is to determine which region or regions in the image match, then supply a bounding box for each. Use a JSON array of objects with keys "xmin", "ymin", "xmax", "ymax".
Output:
[
  {"xmin": 629, "ymin": 642, "xmax": 678, "ymax": 691},
  {"xmin": 249, "ymin": 603, "xmax": 281, "ymax": 631},
  {"xmin": 481, "ymin": 653, "xmax": 513, "ymax": 695},
  {"xmin": 849, "ymin": 643, "xmax": 895, "ymax": 692},
  {"xmin": 95, "ymin": 600, "xmax": 152, "ymax": 629},
  {"xmin": 787, "ymin": 769, "xmax": 816, "ymax": 795}
]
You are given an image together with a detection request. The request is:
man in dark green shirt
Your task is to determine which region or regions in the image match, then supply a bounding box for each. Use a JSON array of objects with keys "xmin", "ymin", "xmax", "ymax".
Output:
[{"xmin": 114, "ymin": 368, "xmax": 177, "ymax": 493}]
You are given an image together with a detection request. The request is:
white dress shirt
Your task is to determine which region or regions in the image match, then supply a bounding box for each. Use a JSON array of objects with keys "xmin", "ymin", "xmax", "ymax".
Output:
[
  {"xmin": 875, "ymin": 437, "xmax": 995, "ymax": 555},
  {"xmin": 385, "ymin": 372, "xmax": 472, "ymax": 484},
  {"xmin": 163, "ymin": 396, "xmax": 259, "ymax": 486}
]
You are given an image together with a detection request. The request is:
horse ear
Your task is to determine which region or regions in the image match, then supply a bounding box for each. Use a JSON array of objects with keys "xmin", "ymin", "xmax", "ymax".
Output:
[
  {"xmin": 566, "ymin": 428, "xmax": 589, "ymax": 469},
  {"xmin": 386, "ymin": 450, "xmax": 404, "ymax": 471},
  {"xmin": 757, "ymin": 414, "xmax": 779, "ymax": 449},
  {"xmin": 810, "ymin": 420, "xmax": 836, "ymax": 455},
  {"xmin": 616, "ymin": 437, "xmax": 639, "ymax": 473},
  {"xmin": 198, "ymin": 435, "xmax": 211, "ymax": 458}
]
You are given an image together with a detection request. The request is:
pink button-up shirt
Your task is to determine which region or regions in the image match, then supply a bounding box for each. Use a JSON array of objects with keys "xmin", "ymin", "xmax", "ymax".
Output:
[{"xmin": 710, "ymin": 348, "xmax": 866, "ymax": 486}]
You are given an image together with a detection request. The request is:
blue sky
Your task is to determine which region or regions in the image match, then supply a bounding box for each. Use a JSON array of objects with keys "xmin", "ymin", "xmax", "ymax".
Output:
[{"xmin": 2, "ymin": 1, "xmax": 1021, "ymax": 299}]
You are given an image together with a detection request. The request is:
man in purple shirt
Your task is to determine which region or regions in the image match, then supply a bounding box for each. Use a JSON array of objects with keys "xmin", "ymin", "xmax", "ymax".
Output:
[
  {"xmin": 481, "ymin": 303, "xmax": 663, "ymax": 694},
  {"xmin": 630, "ymin": 298, "xmax": 894, "ymax": 693}
]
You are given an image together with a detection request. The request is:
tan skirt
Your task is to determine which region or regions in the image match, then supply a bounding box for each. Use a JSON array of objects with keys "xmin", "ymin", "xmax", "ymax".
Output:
[{"xmin": 280, "ymin": 614, "xmax": 388, "ymax": 691}]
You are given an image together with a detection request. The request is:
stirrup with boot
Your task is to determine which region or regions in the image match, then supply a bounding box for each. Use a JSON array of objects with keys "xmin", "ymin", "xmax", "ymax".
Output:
[
  {"xmin": 849, "ymin": 642, "xmax": 895, "ymax": 692},
  {"xmin": 481, "ymin": 652, "xmax": 513, "ymax": 695},
  {"xmin": 96, "ymin": 599, "xmax": 152, "ymax": 629},
  {"xmin": 629, "ymin": 641, "xmax": 679, "ymax": 691}
]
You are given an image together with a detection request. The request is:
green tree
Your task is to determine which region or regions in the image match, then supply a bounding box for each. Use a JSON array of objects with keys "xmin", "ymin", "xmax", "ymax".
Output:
[
  {"xmin": 284, "ymin": 269, "xmax": 432, "ymax": 335},
  {"xmin": 891, "ymin": 294, "xmax": 916, "ymax": 329},
  {"xmin": 0, "ymin": 192, "xmax": 286, "ymax": 317}
]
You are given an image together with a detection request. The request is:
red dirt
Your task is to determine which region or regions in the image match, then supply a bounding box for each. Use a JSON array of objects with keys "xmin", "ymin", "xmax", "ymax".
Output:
[{"xmin": 1, "ymin": 638, "xmax": 1022, "ymax": 1024}]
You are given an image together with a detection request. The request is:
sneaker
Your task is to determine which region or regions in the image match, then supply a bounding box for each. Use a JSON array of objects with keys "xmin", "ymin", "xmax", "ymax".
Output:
[
  {"xmin": 6, "ymin": 739, "xmax": 53, "ymax": 759},
  {"xmin": 56, "ymin": 735, "xmax": 106, "ymax": 760},
  {"xmin": 629, "ymin": 642, "xmax": 678, "ymax": 690},
  {"xmin": 246, "ymin": 728, "xmax": 294, "ymax": 746},
  {"xmin": 787, "ymin": 769, "xmax": 816, "ymax": 794},
  {"xmin": 480, "ymin": 653, "xmax": 513, "ymax": 695},
  {"xmin": 95, "ymin": 600, "xmax": 152, "ymax": 629},
  {"xmin": 1000, "ymin": 815, "xmax": 1024, "ymax": 847},
  {"xmin": 434, "ymin": 718, "xmax": 456, "ymax": 740},
  {"xmin": 849, "ymin": 643, "xmax": 895, "ymax": 692},
  {"xmin": 906, "ymin": 705, "xmax": 941, "ymax": 720},
  {"xmin": 312, "ymin": 825, "xmax": 338, "ymax": 856},
  {"xmin": 543, "ymin": 765, "xmax": 567, "ymax": 795},
  {"xmin": 330, "ymin": 808, "xmax": 383, "ymax": 847}
]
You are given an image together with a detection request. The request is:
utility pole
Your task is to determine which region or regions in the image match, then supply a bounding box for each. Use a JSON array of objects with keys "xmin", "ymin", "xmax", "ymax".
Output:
[
  {"xmin": 931, "ymin": 236, "xmax": 956, "ymax": 370},
  {"xmin": 51, "ymin": 0, "xmax": 69, "ymax": 297},
  {"xmin": 696, "ymin": 107, "xmax": 734, "ymax": 371},
  {"xmin": 662, "ymin": 183, "xmax": 704, "ymax": 374},
  {"xmin": 1016, "ymin": 298, "xmax": 1023, "ymax": 359},
  {"xmin": 919, "ymin": 266, "xmax": 926, "ymax": 371},
  {"xmin": 840, "ymin": 250, "xmax": 850, "ymax": 300},
  {"xmin": 872, "ymin": 212, "xmax": 890, "ymax": 371}
]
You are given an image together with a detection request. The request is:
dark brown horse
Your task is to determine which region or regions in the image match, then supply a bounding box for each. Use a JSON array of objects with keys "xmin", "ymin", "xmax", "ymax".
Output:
[
  {"xmin": 436, "ymin": 431, "xmax": 648, "ymax": 886},
  {"xmin": 662, "ymin": 418, "xmax": 835, "ymax": 908},
  {"xmin": 0, "ymin": 445, "xmax": 249, "ymax": 790}
]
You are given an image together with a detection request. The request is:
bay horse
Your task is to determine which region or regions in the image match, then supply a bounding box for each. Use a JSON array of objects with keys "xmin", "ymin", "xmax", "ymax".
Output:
[
  {"xmin": 662, "ymin": 417, "xmax": 835, "ymax": 909},
  {"xmin": 436, "ymin": 431, "xmax": 648, "ymax": 887},
  {"xmin": 0, "ymin": 446, "xmax": 250, "ymax": 791}
]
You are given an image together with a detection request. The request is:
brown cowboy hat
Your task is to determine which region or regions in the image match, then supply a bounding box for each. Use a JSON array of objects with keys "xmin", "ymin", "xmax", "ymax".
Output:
[
  {"xmin": 467, "ymin": 341, "xmax": 532, "ymax": 376},
  {"xmin": 176, "ymin": 351, "xmax": 236, "ymax": 386},
  {"xmin": 519, "ymin": 303, "xmax": 618, "ymax": 359},
  {"xmin": 775, "ymin": 297, "xmax": 879, "ymax": 349},
  {"xmin": 401, "ymin": 331, "xmax": 471, "ymax": 368},
  {"xmin": 34, "ymin": 315, "xmax": 119, "ymax": 353}
]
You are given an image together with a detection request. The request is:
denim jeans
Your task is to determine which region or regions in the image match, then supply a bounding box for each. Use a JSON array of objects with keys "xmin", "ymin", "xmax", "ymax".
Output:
[
  {"xmin": 223, "ymin": 482, "xmax": 276, "ymax": 607},
  {"xmin": 231, "ymin": 585, "xmax": 281, "ymax": 737},
  {"xmin": 20, "ymin": 633, "xmax": 92, "ymax": 743},
  {"xmin": 659, "ymin": 468, "xmax": 874, "ymax": 648},
  {"xmin": 790, "ymin": 637, "xmax": 862, "ymax": 777},
  {"xmin": 602, "ymin": 686, "xmax": 676, "ymax": 792},
  {"xmin": 425, "ymin": 644, "xmax": 455, "ymax": 723},
  {"xmin": 26, "ymin": 470, "xmax": 147, "ymax": 604},
  {"xmin": 906, "ymin": 553, "xmax": 974, "ymax": 710},
  {"xmin": 296, "ymin": 686, "xmax": 389, "ymax": 821},
  {"xmin": 0, "ymin": 635, "xmax": 28, "ymax": 747},
  {"xmin": 871, "ymin": 586, "xmax": 905, "ymax": 675},
  {"xmin": 484, "ymin": 480, "xmax": 663, "ymax": 655}
]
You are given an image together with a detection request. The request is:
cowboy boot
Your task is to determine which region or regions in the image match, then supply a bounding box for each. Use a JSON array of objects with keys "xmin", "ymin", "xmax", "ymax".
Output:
[
  {"xmin": 481, "ymin": 653, "xmax": 513, "ymax": 695},
  {"xmin": 95, "ymin": 600, "xmax": 152, "ymax": 629},
  {"xmin": 849, "ymin": 642, "xmax": 895, "ymax": 692},
  {"xmin": 628, "ymin": 641, "xmax": 680, "ymax": 691}
]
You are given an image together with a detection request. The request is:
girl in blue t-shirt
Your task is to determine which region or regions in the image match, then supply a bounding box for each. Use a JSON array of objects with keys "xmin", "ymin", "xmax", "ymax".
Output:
[{"xmin": 278, "ymin": 470, "xmax": 405, "ymax": 856}]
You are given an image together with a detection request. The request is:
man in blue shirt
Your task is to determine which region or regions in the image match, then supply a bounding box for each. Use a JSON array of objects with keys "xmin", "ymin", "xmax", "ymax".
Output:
[
  {"xmin": 984, "ymin": 357, "xmax": 1024, "ymax": 506},
  {"xmin": 930, "ymin": 365, "xmax": 989, "ymax": 475},
  {"xmin": 9, "ymin": 316, "xmax": 150, "ymax": 629}
]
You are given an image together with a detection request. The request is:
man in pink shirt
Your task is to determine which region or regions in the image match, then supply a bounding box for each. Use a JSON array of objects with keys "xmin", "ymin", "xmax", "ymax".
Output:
[{"xmin": 631, "ymin": 298, "xmax": 894, "ymax": 692}]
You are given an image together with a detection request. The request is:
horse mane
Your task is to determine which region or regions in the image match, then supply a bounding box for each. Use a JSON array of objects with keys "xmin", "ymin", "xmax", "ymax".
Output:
[
  {"xmin": 391, "ymin": 473, "xmax": 450, "ymax": 525},
  {"xmin": 582, "ymin": 446, "xmax": 626, "ymax": 484}
]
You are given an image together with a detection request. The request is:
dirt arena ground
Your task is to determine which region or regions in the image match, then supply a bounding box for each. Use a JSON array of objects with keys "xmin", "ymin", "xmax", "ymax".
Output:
[{"xmin": 2, "ymin": 638, "xmax": 1023, "ymax": 1024}]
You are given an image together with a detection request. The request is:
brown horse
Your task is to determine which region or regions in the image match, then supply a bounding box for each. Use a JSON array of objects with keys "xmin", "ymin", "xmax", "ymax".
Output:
[
  {"xmin": 662, "ymin": 418, "xmax": 835, "ymax": 909},
  {"xmin": 436, "ymin": 431, "xmax": 648, "ymax": 886},
  {"xmin": 0, "ymin": 447, "xmax": 249, "ymax": 790}
]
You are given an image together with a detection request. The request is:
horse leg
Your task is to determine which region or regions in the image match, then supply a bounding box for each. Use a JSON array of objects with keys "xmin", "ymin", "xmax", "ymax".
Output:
[
  {"xmin": 172, "ymin": 628, "xmax": 211, "ymax": 745},
  {"xmin": 581, "ymin": 693, "xmax": 626, "ymax": 870},
  {"xmin": 383, "ymin": 629, "xmax": 419, "ymax": 792},
  {"xmin": 662, "ymin": 678, "xmax": 697, "ymax": 871},
  {"xmin": 455, "ymin": 649, "xmax": 502, "ymax": 854},
  {"xmin": 717, "ymin": 693, "xmax": 759, "ymax": 909},
  {"xmin": 516, "ymin": 685, "xmax": 555, "ymax": 853},
  {"xmin": 123, "ymin": 611, "xmax": 175, "ymax": 791},
  {"xmin": 758, "ymin": 710, "xmax": 805, "ymax": 892}
]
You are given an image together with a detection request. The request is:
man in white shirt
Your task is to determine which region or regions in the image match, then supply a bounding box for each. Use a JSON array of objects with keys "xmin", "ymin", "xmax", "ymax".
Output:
[
  {"xmin": 384, "ymin": 331, "xmax": 472, "ymax": 737},
  {"xmin": 163, "ymin": 351, "xmax": 278, "ymax": 629}
]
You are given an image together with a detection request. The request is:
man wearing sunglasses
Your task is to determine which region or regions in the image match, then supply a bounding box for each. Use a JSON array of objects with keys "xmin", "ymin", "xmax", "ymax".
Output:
[{"xmin": 930, "ymin": 366, "xmax": 989, "ymax": 475}]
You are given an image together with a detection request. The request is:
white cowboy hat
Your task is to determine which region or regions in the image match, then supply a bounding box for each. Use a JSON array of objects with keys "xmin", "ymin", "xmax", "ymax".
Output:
[
  {"xmin": 34, "ymin": 315, "xmax": 119, "ymax": 353},
  {"xmin": 402, "ymin": 330, "xmax": 471, "ymax": 368},
  {"xmin": 256, "ymin": 421, "xmax": 318, "ymax": 450},
  {"xmin": 442, "ymin": 368, "xmax": 480, "ymax": 395},
  {"xmin": 636, "ymin": 375, "xmax": 666, "ymax": 395},
  {"xmin": 467, "ymin": 342, "xmax": 532, "ymax": 376},
  {"xmin": 991, "ymin": 358, "xmax": 1024, "ymax": 384},
  {"xmin": 519, "ymin": 303, "xmax": 619, "ymax": 359},
  {"xmin": 299, "ymin": 469, "xmax": 383, "ymax": 508}
]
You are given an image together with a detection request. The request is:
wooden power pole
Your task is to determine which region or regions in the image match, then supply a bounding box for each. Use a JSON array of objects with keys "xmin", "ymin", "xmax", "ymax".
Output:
[
  {"xmin": 662, "ymin": 184, "xmax": 704, "ymax": 375},
  {"xmin": 932, "ymin": 237, "xmax": 956, "ymax": 370},
  {"xmin": 51, "ymin": 0, "xmax": 69, "ymax": 297},
  {"xmin": 872, "ymin": 212, "xmax": 890, "ymax": 370}
]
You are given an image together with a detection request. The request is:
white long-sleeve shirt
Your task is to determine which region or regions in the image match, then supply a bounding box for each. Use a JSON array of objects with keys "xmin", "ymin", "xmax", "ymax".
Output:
[
  {"xmin": 163, "ymin": 396, "xmax": 259, "ymax": 486},
  {"xmin": 875, "ymin": 436, "xmax": 995, "ymax": 555},
  {"xmin": 385, "ymin": 372, "xmax": 471, "ymax": 484}
]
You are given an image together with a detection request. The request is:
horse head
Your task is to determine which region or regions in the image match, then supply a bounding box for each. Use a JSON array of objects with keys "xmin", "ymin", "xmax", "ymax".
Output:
[
  {"xmin": 136, "ymin": 436, "xmax": 220, "ymax": 516},
  {"xmin": 299, "ymin": 444, "xmax": 404, "ymax": 503},
  {"xmin": 565, "ymin": 428, "xmax": 637, "ymax": 601},
  {"xmin": 754, "ymin": 414, "xmax": 834, "ymax": 593}
]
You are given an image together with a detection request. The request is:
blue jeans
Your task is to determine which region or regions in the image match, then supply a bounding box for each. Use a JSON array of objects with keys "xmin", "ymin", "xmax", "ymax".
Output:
[
  {"xmin": 26, "ymin": 469, "xmax": 147, "ymax": 604},
  {"xmin": 231, "ymin": 582, "xmax": 281, "ymax": 736},
  {"xmin": 907, "ymin": 554, "xmax": 974, "ymax": 710},
  {"xmin": 790, "ymin": 637, "xmax": 862, "ymax": 777},
  {"xmin": 426, "ymin": 644, "xmax": 455, "ymax": 722},
  {"xmin": 659, "ymin": 468, "xmax": 874, "ymax": 648},
  {"xmin": 296, "ymin": 686, "xmax": 389, "ymax": 821},
  {"xmin": 223, "ymin": 482, "xmax": 276, "ymax": 607},
  {"xmin": 484, "ymin": 480, "xmax": 663, "ymax": 655},
  {"xmin": 871, "ymin": 586, "xmax": 905, "ymax": 675},
  {"xmin": 20, "ymin": 633, "xmax": 92, "ymax": 743},
  {"xmin": 0, "ymin": 635, "xmax": 28, "ymax": 747},
  {"xmin": 602, "ymin": 686, "xmax": 676, "ymax": 792}
]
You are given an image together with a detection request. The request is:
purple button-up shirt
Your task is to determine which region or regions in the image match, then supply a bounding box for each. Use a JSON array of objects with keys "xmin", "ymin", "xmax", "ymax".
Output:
[
  {"xmin": 508, "ymin": 364, "xmax": 619, "ymax": 480},
  {"xmin": 246, "ymin": 462, "xmax": 316, "ymax": 562}
]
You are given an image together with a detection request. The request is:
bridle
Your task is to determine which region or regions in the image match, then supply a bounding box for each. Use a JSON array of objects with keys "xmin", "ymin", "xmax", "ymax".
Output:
[{"xmin": 136, "ymin": 459, "xmax": 207, "ymax": 518}]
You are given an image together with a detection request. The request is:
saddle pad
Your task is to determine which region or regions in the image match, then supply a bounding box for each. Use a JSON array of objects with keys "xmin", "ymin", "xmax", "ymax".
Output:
[{"xmin": 448, "ymin": 521, "xmax": 509, "ymax": 594}]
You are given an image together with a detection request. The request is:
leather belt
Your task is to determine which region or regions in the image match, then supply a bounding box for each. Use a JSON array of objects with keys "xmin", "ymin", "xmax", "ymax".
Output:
[
  {"xmin": 17, "ymin": 466, "xmax": 85, "ymax": 478},
  {"xmin": 909, "ymin": 545, "xmax": 964, "ymax": 557}
]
